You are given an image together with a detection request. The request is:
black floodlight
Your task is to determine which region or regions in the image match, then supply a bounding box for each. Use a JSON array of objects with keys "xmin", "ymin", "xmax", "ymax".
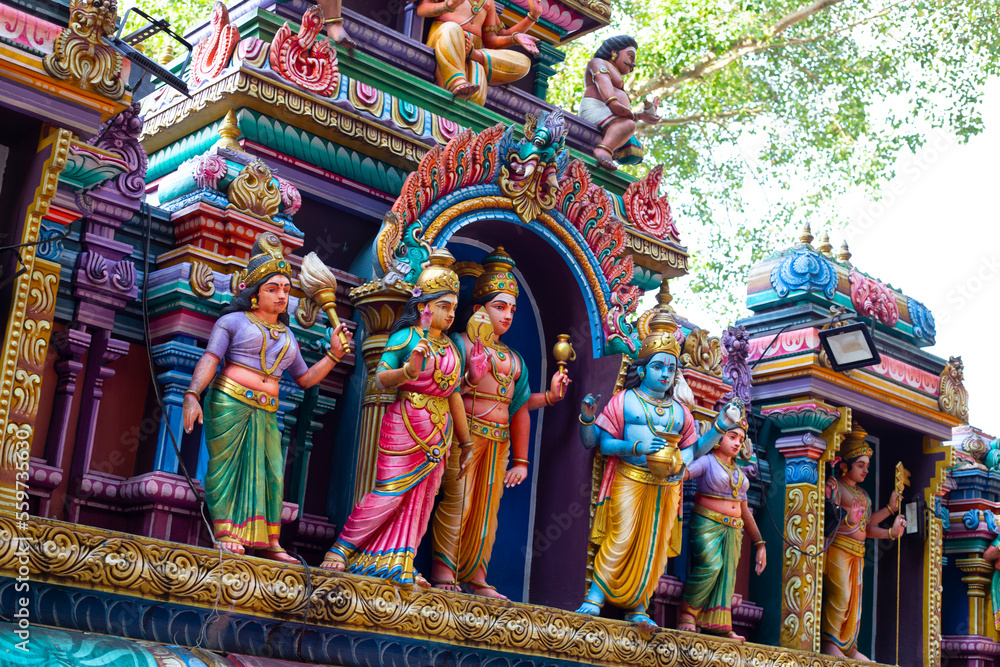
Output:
[
  {"xmin": 818, "ymin": 321, "xmax": 881, "ymax": 372},
  {"xmin": 104, "ymin": 7, "xmax": 192, "ymax": 98}
]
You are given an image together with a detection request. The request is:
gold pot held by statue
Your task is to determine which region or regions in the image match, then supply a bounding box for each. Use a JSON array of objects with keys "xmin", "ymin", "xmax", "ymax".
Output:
[{"xmin": 646, "ymin": 432, "xmax": 684, "ymax": 479}]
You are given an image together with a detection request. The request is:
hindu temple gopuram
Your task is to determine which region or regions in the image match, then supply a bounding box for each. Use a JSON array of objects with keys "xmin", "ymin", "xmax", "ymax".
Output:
[{"xmin": 0, "ymin": 0, "xmax": 991, "ymax": 664}]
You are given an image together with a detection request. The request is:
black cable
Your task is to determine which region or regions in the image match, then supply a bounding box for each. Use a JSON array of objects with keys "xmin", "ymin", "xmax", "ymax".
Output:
[
  {"xmin": 0, "ymin": 227, "xmax": 72, "ymax": 253},
  {"xmin": 139, "ymin": 199, "xmax": 216, "ymax": 541}
]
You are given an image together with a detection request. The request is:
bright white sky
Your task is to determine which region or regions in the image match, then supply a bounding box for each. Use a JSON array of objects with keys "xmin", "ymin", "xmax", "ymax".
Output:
[{"xmin": 670, "ymin": 78, "xmax": 1000, "ymax": 440}]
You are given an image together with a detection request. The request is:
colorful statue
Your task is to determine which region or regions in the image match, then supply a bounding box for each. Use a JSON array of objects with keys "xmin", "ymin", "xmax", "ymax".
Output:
[
  {"xmin": 182, "ymin": 233, "xmax": 353, "ymax": 562},
  {"xmin": 576, "ymin": 308, "xmax": 744, "ymax": 626},
  {"xmin": 430, "ymin": 248, "xmax": 570, "ymax": 598},
  {"xmin": 580, "ymin": 35, "xmax": 661, "ymax": 171},
  {"xmin": 678, "ymin": 418, "xmax": 765, "ymax": 641},
  {"xmin": 415, "ymin": 0, "xmax": 541, "ymax": 105},
  {"xmin": 821, "ymin": 423, "xmax": 906, "ymax": 660},
  {"xmin": 983, "ymin": 527, "xmax": 1000, "ymax": 632},
  {"xmin": 321, "ymin": 249, "xmax": 477, "ymax": 586}
]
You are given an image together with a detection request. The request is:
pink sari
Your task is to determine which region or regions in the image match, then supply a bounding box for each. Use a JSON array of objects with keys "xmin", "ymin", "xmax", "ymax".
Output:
[{"xmin": 329, "ymin": 336, "xmax": 461, "ymax": 583}]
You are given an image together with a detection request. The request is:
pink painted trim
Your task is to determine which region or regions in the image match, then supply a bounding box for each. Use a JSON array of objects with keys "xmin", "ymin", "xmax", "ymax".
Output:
[{"xmin": 0, "ymin": 4, "xmax": 62, "ymax": 52}]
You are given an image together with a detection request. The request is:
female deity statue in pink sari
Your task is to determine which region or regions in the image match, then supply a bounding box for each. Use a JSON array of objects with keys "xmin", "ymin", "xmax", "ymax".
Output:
[{"xmin": 321, "ymin": 249, "xmax": 482, "ymax": 586}]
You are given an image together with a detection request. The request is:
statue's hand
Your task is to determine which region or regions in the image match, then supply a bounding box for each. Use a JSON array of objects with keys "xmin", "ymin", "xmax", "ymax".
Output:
[
  {"xmin": 526, "ymin": 0, "xmax": 542, "ymax": 20},
  {"xmin": 664, "ymin": 462, "xmax": 687, "ymax": 484},
  {"xmin": 468, "ymin": 339, "xmax": 489, "ymax": 383},
  {"xmin": 891, "ymin": 514, "xmax": 907, "ymax": 539},
  {"xmin": 640, "ymin": 435, "xmax": 667, "ymax": 456},
  {"xmin": 888, "ymin": 490, "xmax": 901, "ymax": 513},
  {"xmin": 580, "ymin": 393, "xmax": 601, "ymax": 422},
  {"xmin": 825, "ymin": 475, "xmax": 837, "ymax": 499},
  {"xmin": 457, "ymin": 443, "xmax": 475, "ymax": 479},
  {"xmin": 329, "ymin": 323, "xmax": 353, "ymax": 359},
  {"xmin": 182, "ymin": 394, "xmax": 203, "ymax": 434},
  {"xmin": 504, "ymin": 463, "xmax": 528, "ymax": 488},
  {"xmin": 513, "ymin": 32, "xmax": 540, "ymax": 55},
  {"xmin": 443, "ymin": 0, "xmax": 463, "ymax": 12},
  {"xmin": 549, "ymin": 370, "xmax": 570, "ymax": 402},
  {"xmin": 717, "ymin": 399, "xmax": 745, "ymax": 431},
  {"xmin": 754, "ymin": 543, "xmax": 766, "ymax": 575},
  {"xmin": 405, "ymin": 339, "xmax": 431, "ymax": 378}
]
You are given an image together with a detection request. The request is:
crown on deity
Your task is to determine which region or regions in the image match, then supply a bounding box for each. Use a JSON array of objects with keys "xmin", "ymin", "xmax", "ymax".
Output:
[
  {"xmin": 473, "ymin": 246, "xmax": 519, "ymax": 300},
  {"xmin": 415, "ymin": 248, "xmax": 460, "ymax": 295},
  {"xmin": 235, "ymin": 233, "xmax": 294, "ymax": 294},
  {"xmin": 841, "ymin": 423, "xmax": 873, "ymax": 460},
  {"xmin": 638, "ymin": 281, "xmax": 681, "ymax": 359}
]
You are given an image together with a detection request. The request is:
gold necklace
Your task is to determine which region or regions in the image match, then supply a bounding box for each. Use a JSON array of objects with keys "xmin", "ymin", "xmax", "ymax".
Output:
[
  {"xmin": 840, "ymin": 482, "xmax": 869, "ymax": 529},
  {"xmin": 470, "ymin": 0, "xmax": 487, "ymax": 14},
  {"xmin": 636, "ymin": 390, "xmax": 675, "ymax": 436},
  {"xmin": 247, "ymin": 310, "xmax": 287, "ymax": 340},
  {"xmin": 486, "ymin": 341, "xmax": 515, "ymax": 396},
  {"xmin": 248, "ymin": 313, "xmax": 291, "ymax": 378},
  {"xmin": 716, "ymin": 454, "xmax": 743, "ymax": 499},
  {"xmin": 634, "ymin": 386, "xmax": 670, "ymax": 416}
]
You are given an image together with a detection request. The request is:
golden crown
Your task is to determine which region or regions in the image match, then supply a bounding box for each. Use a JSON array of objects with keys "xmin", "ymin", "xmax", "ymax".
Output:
[
  {"xmin": 841, "ymin": 423, "xmax": 873, "ymax": 460},
  {"xmin": 415, "ymin": 248, "xmax": 460, "ymax": 295},
  {"xmin": 638, "ymin": 281, "xmax": 681, "ymax": 359},
  {"xmin": 472, "ymin": 246, "xmax": 519, "ymax": 300},
  {"xmin": 234, "ymin": 233, "xmax": 294, "ymax": 294}
]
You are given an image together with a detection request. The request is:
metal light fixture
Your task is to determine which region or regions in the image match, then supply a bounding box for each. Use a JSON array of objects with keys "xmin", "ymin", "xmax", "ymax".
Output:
[
  {"xmin": 818, "ymin": 321, "xmax": 881, "ymax": 372},
  {"xmin": 104, "ymin": 7, "xmax": 192, "ymax": 98}
]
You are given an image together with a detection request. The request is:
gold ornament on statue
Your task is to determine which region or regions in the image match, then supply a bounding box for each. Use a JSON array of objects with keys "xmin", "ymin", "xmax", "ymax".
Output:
[
  {"xmin": 552, "ymin": 334, "xmax": 576, "ymax": 375},
  {"xmin": 300, "ymin": 252, "xmax": 351, "ymax": 355}
]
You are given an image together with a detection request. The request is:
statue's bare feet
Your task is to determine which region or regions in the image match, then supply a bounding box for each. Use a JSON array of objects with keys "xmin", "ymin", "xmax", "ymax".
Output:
[
  {"xmin": 468, "ymin": 581, "xmax": 507, "ymax": 600},
  {"xmin": 676, "ymin": 621, "xmax": 697, "ymax": 632},
  {"xmin": 846, "ymin": 648, "xmax": 872, "ymax": 662},
  {"xmin": 257, "ymin": 547, "xmax": 298, "ymax": 564},
  {"xmin": 725, "ymin": 630, "xmax": 746, "ymax": 642},
  {"xmin": 414, "ymin": 573, "xmax": 432, "ymax": 589},
  {"xmin": 325, "ymin": 22, "xmax": 356, "ymax": 51},
  {"xmin": 216, "ymin": 540, "xmax": 245, "ymax": 555},
  {"xmin": 320, "ymin": 550, "xmax": 346, "ymax": 571},
  {"xmin": 575, "ymin": 601, "xmax": 601, "ymax": 615},
  {"xmin": 594, "ymin": 145, "xmax": 617, "ymax": 171},
  {"xmin": 452, "ymin": 81, "xmax": 480, "ymax": 99},
  {"xmin": 624, "ymin": 610, "xmax": 658, "ymax": 631}
]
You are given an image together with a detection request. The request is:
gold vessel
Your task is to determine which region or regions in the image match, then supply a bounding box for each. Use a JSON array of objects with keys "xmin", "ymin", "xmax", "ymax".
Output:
[{"xmin": 646, "ymin": 431, "xmax": 684, "ymax": 479}]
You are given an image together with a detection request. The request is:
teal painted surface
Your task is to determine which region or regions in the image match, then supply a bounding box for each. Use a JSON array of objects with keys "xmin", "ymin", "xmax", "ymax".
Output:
[
  {"xmin": 0, "ymin": 622, "xmax": 156, "ymax": 666},
  {"xmin": 147, "ymin": 120, "xmax": 225, "ymax": 182}
]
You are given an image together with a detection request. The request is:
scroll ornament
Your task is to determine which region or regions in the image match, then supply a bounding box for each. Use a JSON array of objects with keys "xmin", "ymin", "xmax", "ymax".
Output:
[
  {"xmin": 43, "ymin": 0, "xmax": 124, "ymax": 100},
  {"xmin": 269, "ymin": 5, "xmax": 340, "ymax": 97},
  {"xmin": 938, "ymin": 355, "xmax": 969, "ymax": 422},
  {"xmin": 189, "ymin": 2, "xmax": 240, "ymax": 87},
  {"xmin": 227, "ymin": 158, "xmax": 282, "ymax": 223}
]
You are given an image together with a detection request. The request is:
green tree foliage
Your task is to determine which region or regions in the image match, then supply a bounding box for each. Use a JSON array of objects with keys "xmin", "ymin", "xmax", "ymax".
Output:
[{"xmin": 547, "ymin": 0, "xmax": 1000, "ymax": 321}]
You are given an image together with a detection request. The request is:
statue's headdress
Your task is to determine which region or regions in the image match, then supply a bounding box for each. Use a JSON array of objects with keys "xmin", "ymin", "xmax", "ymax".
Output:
[
  {"xmin": 472, "ymin": 246, "xmax": 519, "ymax": 300},
  {"xmin": 841, "ymin": 423, "xmax": 873, "ymax": 460},
  {"xmin": 235, "ymin": 232, "xmax": 293, "ymax": 294},
  {"xmin": 638, "ymin": 282, "xmax": 681, "ymax": 359},
  {"xmin": 415, "ymin": 248, "xmax": 459, "ymax": 295}
]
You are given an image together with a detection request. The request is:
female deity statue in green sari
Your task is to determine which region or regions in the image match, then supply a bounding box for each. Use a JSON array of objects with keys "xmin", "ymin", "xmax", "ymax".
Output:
[
  {"xmin": 429, "ymin": 247, "xmax": 569, "ymax": 598},
  {"xmin": 576, "ymin": 307, "xmax": 744, "ymax": 626},
  {"xmin": 678, "ymin": 419, "xmax": 766, "ymax": 641},
  {"xmin": 182, "ymin": 233, "xmax": 352, "ymax": 561}
]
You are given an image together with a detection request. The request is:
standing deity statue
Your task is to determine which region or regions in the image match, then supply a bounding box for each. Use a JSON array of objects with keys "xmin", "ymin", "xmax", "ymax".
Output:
[
  {"xmin": 678, "ymin": 418, "xmax": 766, "ymax": 641},
  {"xmin": 182, "ymin": 233, "xmax": 353, "ymax": 562},
  {"xmin": 580, "ymin": 35, "xmax": 661, "ymax": 171},
  {"xmin": 321, "ymin": 249, "xmax": 479, "ymax": 586},
  {"xmin": 983, "ymin": 524, "xmax": 1000, "ymax": 633},
  {"xmin": 429, "ymin": 248, "xmax": 570, "ymax": 598},
  {"xmin": 821, "ymin": 423, "xmax": 906, "ymax": 661},
  {"xmin": 576, "ymin": 309, "xmax": 744, "ymax": 626},
  {"xmin": 414, "ymin": 0, "xmax": 541, "ymax": 105}
]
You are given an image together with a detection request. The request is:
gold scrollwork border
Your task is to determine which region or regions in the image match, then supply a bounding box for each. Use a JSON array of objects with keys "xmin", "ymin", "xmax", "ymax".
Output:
[{"xmin": 1, "ymin": 514, "xmax": 874, "ymax": 667}]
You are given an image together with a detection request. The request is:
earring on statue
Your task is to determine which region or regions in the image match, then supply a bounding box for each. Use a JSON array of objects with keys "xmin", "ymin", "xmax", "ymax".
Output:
[
  {"xmin": 611, "ymin": 51, "xmax": 618, "ymax": 61},
  {"xmin": 637, "ymin": 368, "xmax": 645, "ymax": 378},
  {"xmin": 251, "ymin": 295, "xmax": 258, "ymax": 310}
]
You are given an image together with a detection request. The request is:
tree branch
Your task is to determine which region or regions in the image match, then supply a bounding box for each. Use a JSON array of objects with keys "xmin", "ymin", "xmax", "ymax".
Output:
[{"xmin": 632, "ymin": 0, "xmax": 859, "ymax": 98}]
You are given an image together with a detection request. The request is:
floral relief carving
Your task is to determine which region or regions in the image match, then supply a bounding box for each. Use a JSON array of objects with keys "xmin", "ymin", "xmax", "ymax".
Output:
[{"xmin": 269, "ymin": 5, "xmax": 340, "ymax": 97}]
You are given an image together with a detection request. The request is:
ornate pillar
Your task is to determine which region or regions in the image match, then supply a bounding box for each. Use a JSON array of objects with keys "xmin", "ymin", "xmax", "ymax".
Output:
[
  {"xmin": 0, "ymin": 127, "xmax": 72, "ymax": 512},
  {"xmin": 957, "ymin": 557, "xmax": 993, "ymax": 637},
  {"xmin": 348, "ymin": 278, "xmax": 410, "ymax": 504},
  {"xmin": 533, "ymin": 42, "xmax": 566, "ymax": 101},
  {"xmin": 762, "ymin": 399, "xmax": 849, "ymax": 652},
  {"xmin": 149, "ymin": 340, "xmax": 204, "ymax": 473}
]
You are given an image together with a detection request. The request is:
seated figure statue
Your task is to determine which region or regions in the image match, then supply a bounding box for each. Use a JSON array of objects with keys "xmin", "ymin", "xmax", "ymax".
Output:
[
  {"xmin": 580, "ymin": 35, "xmax": 661, "ymax": 171},
  {"xmin": 576, "ymin": 308, "xmax": 744, "ymax": 627},
  {"xmin": 414, "ymin": 0, "xmax": 541, "ymax": 105}
]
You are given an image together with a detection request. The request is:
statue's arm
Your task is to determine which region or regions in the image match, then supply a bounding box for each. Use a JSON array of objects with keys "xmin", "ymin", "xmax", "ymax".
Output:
[
  {"xmin": 588, "ymin": 61, "xmax": 633, "ymax": 119},
  {"xmin": 449, "ymin": 392, "xmax": 473, "ymax": 444},
  {"xmin": 691, "ymin": 399, "xmax": 745, "ymax": 460},
  {"xmin": 414, "ymin": 0, "xmax": 461, "ymax": 19},
  {"xmin": 597, "ymin": 427, "xmax": 637, "ymax": 458},
  {"xmin": 482, "ymin": 0, "xmax": 540, "ymax": 47},
  {"xmin": 182, "ymin": 352, "xmax": 221, "ymax": 433}
]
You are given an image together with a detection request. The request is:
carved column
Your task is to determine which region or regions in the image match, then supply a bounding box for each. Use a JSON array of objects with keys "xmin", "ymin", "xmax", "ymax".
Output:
[
  {"xmin": 957, "ymin": 557, "xmax": 994, "ymax": 637},
  {"xmin": 43, "ymin": 329, "xmax": 91, "ymax": 469},
  {"xmin": 533, "ymin": 42, "xmax": 566, "ymax": 101},
  {"xmin": 149, "ymin": 341, "xmax": 204, "ymax": 473},
  {"xmin": 348, "ymin": 279, "xmax": 410, "ymax": 504},
  {"xmin": 763, "ymin": 399, "xmax": 848, "ymax": 652},
  {"xmin": 0, "ymin": 127, "xmax": 71, "ymax": 512}
]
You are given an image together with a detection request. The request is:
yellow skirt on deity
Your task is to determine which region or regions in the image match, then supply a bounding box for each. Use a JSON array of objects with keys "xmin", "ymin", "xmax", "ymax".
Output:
[{"xmin": 821, "ymin": 534, "xmax": 866, "ymax": 653}]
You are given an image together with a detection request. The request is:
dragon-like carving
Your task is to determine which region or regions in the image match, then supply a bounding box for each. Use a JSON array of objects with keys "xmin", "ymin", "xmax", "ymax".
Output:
[
  {"xmin": 189, "ymin": 2, "xmax": 240, "ymax": 87},
  {"xmin": 499, "ymin": 110, "xmax": 569, "ymax": 224},
  {"xmin": 622, "ymin": 164, "xmax": 678, "ymax": 240},
  {"xmin": 938, "ymin": 355, "xmax": 969, "ymax": 422},
  {"xmin": 849, "ymin": 269, "xmax": 899, "ymax": 326},
  {"xmin": 43, "ymin": 0, "xmax": 124, "ymax": 100},
  {"xmin": 721, "ymin": 325, "xmax": 752, "ymax": 409},
  {"xmin": 227, "ymin": 158, "xmax": 282, "ymax": 223},
  {"xmin": 269, "ymin": 5, "xmax": 340, "ymax": 97}
]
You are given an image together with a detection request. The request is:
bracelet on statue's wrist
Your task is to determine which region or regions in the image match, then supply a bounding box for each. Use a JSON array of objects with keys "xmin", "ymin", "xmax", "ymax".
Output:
[
  {"xmin": 512, "ymin": 458, "xmax": 530, "ymax": 466},
  {"xmin": 183, "ymin": 390, "xmax": 200, "ymax": 401},
  {"xmin": 326, "ymin": 348, "xmax": 343, "ymax": 363},
  {"xmin": 544, "ymin": 392, "xmax": 555, "ymax": 406},
  {"xmin": 713, "ymin": 421, "xmax": 726, "ymax": 434},
  {"xmin": 631, "ymin": 440, "xmax": 641, "ymax": 456},
  {"xmin": 401, "ymin": 364, "xmax": 418, "ymax": 381},
  {"xmin": 605, "ymin": 96, "xmax": 617, "ymax": 104},
  {"xmin": 464, "ymin": 371, "xmax": 480, "ymax": 387},
  {"xmin": 323, "ymin": 17, "xmax": 343, "ymax": 24},
  {"xmin": 459, "ymin": 441, "xmax": 474, "ymax": 448},
  {"xmin": 754, "ymin": 540, "xmax": 765, "ymax": 546},
  {"xmin": 579, "ymin": 415, "xmax": 595, "ymax": 426}
]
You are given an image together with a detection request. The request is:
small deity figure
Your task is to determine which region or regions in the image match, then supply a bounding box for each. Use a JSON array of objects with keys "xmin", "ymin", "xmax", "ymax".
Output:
[
  {"xmin": 576, "ymin": 309, "xmax": 744, "ymax": 626},
  {"xmin": 182, "ymin": 233, "xmax": 353, "ymax": 562},
  {"xmin": 321, "ymin": 249, "xmax": 479, "ymax": 586},
  {"xmin": 430, "ymin": 248, "xmax": 570, "ymax": 598},
  {"xmin": 821, "ymin": 423, "xmax": 906, "ymax": 661},
  {"xmin": 580, "ymin": 35, "xmax": 661, "ymax": 171},
  {"xmin": 414, "ymin": 0, "xmax": 541, "ymax": 105},
  {"xmin": 678, "ymin": 419, "xmax": 765, "ymax": 641},
  {"xmin": 317, "ymin": 0, "xmax": 356, "ymax": 49},
  {"xmin": 983, "ymin": 527, "xmax": 1000, "ymax": 632}
]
